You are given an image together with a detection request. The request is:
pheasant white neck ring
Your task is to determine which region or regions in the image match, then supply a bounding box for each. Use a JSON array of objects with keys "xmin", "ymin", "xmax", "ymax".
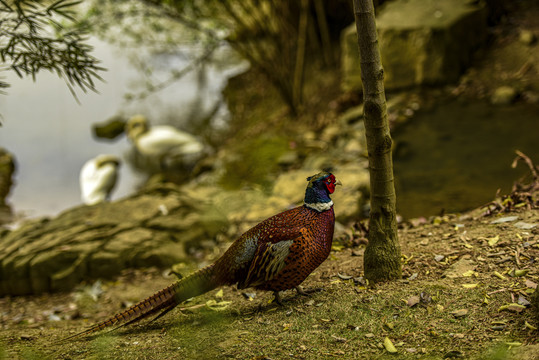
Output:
[{"xmin": 304, "ymin": 200, "xmax": 334, "ymax": 212}]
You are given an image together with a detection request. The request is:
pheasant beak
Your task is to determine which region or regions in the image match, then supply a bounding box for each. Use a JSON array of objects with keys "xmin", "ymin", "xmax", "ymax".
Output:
[{"xmin": 335, "ymin": 179, "xmax": 342, "ymax": 186}]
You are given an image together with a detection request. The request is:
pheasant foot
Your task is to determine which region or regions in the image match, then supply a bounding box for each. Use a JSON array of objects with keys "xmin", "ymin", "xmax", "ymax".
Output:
[{"xmin": 272, "ymin": 291, "xmax": 284, "ymax": 306}]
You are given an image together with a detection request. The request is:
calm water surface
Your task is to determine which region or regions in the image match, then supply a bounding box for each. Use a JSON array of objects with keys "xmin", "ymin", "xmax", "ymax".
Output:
[{"xmin": 393, "ymin": 100, "xmax": 539, "ymax": 219}]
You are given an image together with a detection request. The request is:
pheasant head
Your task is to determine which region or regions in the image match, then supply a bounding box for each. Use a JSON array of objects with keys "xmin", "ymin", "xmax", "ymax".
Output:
[{"xmin": 304, "ymin": 171, "xmax": 341, "ymax": 212}]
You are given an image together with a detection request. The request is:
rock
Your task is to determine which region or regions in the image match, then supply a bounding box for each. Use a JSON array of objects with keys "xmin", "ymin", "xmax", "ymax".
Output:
[
  {"xmin": 277, "ymin": 151, "xmax": 299, "ymax": 167},
  {"xmin": 341, "ymin": 0, "xmax": 487, "ymax": 91},
  {"xmin": 491, "ymin": 86, "xmax": 518, "ymax": 105},
  {"xmin": 0, "ymin": 185, "xmax": 228, "ymax": 296},
  {"xmin": 320, "ymin": 124, "xmax": 342, "ymax": 143},
  {"xmin": 519, "ymin": 30, "xmax": 537, "ymax": 46},
  {"xmin": 330, "ymin": 164, "xmax": 370, "ymax": 222},
  {"xmin": 343, "ymin": 138, "xmax": 364, "ymax": 154},
  {"xmin": 442, "ymin": 255, "xmax": 476, "ymax": 278},
  {"xmin": 92, "ymin": 115, "xmax": 126, "ymax": 140},
  {"xmin": 0, "ymin": 147, "xmax": 16, "ymax": 209},
  {"xmin": 272, "ymin": 170, "xmax": 319, "ymax": 205}
]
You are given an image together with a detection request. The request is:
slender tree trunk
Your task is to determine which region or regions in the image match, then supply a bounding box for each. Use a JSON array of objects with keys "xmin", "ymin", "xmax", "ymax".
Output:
[
  {"xmin": 352, "ymin": 0, "xmax": 401, "ymax": 282},
  {"xmin": 293, "ymin": 0, "xmax": 309, "ymax": 111},
  {"xmin": 313, "ymin": 0, "xmax": 334, "ymax": 66}
]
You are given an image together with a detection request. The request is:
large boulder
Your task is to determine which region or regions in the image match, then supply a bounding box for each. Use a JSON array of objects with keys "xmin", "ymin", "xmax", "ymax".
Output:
[
  {"xmin": 0, "ymin": 186, "xmax": 228, "ymax": 296},
  {"xmin": 341, "ymin": 0, "xmax": 487, "ymax": 91}
]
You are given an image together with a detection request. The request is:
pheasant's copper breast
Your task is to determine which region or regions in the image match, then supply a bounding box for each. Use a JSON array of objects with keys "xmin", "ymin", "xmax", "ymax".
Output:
[
  {"xmin": 217, "ymin": 204, "xmax": 335, "ymax": 292},
  {"xmin": 257, "ymin": 207, "xmax": 335, "ymax": 291}
]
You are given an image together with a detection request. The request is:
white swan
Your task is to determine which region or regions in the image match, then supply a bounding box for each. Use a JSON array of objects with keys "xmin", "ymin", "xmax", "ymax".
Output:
[
  {"xmin": 125, "ymin": 115, "xmax": 204, "ymax": 169},
  {"xmin": 80, "ymin": 154, "xmax": 120, "ymax": 205}
]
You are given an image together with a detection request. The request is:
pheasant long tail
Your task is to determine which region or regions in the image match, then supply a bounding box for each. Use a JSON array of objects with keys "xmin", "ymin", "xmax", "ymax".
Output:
[{"xmin": 63, "ymin": 264, "xmax": 218, "ymax": 340}]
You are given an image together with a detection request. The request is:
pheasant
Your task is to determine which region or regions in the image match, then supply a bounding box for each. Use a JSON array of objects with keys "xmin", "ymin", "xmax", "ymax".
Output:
[{"xmin": 66, "ymin": 171, "xmax": 340, "ymax": 339}]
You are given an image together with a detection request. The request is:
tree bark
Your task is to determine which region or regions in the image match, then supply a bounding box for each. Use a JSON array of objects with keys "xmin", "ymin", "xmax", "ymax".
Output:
[
  {"xmin": 352, "ymin": 0, "xmax": 401, "ymax": 282},
  {"xmin": 293, "ymin": 0, "xmax": 309, "ymax": 110}
]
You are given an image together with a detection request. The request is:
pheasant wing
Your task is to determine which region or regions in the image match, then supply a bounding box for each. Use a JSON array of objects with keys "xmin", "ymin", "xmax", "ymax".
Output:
[{"xmin": 240, "ymin": 232, "xmax": 304, "ymax": 288}]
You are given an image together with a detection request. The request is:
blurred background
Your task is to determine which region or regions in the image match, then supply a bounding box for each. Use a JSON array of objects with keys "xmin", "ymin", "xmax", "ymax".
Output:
[{"xmin": 1, "ymin": 0, "xmax": 538, "ymax": 221}]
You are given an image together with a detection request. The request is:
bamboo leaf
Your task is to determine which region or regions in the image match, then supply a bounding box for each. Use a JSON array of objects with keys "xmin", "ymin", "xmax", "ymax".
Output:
[{"xmin": 383, "ymin": 337, "xmax": 397, "ymax": 353}]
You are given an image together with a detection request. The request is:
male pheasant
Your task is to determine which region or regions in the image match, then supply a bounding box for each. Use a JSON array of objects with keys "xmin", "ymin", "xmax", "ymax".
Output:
[{"xmin": 67, "ymin": 171, "xmax": 340, "ymax": 338}]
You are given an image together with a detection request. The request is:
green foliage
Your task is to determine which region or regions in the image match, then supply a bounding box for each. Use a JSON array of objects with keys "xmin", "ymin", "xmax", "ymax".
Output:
[
  {"xmin": 220, "ymin": 135, "xmax": 290, "ymax": 191},
  {"xmin": 0, "ymin": 0, "xmax": 104, "ymax": 96}
]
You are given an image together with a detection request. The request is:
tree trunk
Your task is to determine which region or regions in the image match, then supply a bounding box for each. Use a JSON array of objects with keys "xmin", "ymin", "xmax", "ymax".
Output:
[
  {"xmin": 352, "ymin": 0, "xmax": 401, "ymax": 282},
  {"xmin": 293, "ymin": 0, "xmax": 309, "ymax": 110}
]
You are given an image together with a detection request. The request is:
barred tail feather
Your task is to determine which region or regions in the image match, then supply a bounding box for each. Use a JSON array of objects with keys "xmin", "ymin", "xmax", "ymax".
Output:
[{"xmin": 63, "ymin": 264, "xmax": 218, "ymax": 340}]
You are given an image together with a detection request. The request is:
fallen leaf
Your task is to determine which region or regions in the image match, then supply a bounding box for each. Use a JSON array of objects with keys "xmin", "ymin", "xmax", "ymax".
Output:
[
  {"xmin": 383, "ymin": 337, "xmax": 397, "ymax": 353},
  {"xmin": 498, "ymin": 303, "xmax": 526, "ymax": 313},
  {"xmin": 434, "ymin": 255, "xmax": 445, "ymax": 262},
  {"xmin": 488, "ymin": 235, "xmax": 500, "ymax": 246},
  {"xmin": 525, "ymin": 279, "xmax": 537, "ymax": 289},
  {"xmin": 514, "ymin": 222, "xmax": 536, "ymax": 230},
  {"xmin": 337, "ymin": 273, "xmax": 353, "ymax": 280},
  {"xmin": 524, "ymin": 321, "xmax": 537, "ymax": 330},
  {"xmin": 462, "ymin": 270, "xmax": 477, "ymax": 277},
  {"xmin": 462, "ymin": 283, "xmax": 479, "ymax": 289},
  {"xmin": 517, "ymin": 295, "xmax": 530, "ymax": 306},
  {"xmin": 241, "ymin": 292, "xmax": 256, "ymax": 301},
  {"xmin": 407, "ymin": 295, "xmax": 420, "ymax": 307},
  {"xmin": 331, "ymin": 335, "xmax": 347, "ymax": 343},
  {"xmin": 451, "ymin": 309, "xmax": 468, "ymax": 318},
  {"xmin": 215, "ymin": 289, "xmax": 224, "ymax": 299},
  {"xmin": 490, "ymin": 216, "xmax": 518, "ymax": 224},
  {"xmin": 504, "ymin": 342, "xmax": 522, "ymax": 347},
  {"xmin": 511, "ymin": 269, "xmax": 529, "ymax": 277},
  {"xmin": 205, "ymin": 300, "xmax": 232, "ymax": 311},
  {"xmin": 493, "ymin": 271, "xmax": 506, "ymax": 280},
  {"xmin": 442, "ymin": 256, "xmax": 476, "ymax": 279}
]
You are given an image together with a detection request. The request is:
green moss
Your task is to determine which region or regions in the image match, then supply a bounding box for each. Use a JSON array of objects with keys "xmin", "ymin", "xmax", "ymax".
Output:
[{"xmin": 220, "ymin": 135, "xmax": 290, "ymax": 191}]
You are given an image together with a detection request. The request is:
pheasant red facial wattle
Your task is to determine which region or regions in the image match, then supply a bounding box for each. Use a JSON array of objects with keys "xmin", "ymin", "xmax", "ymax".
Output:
[{"xmin": 65, "ymin": 171, "xmax": 340, "ymax": 339}]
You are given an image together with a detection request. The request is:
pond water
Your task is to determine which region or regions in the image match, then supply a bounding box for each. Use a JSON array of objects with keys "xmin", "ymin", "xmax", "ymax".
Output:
[
  {"xmin": 393, "ymin": 99, "xmax": 539, "ymax": 219},
  {"xmin": 0, "ymin": 38, "xmax": 246, "ymax": 219}
]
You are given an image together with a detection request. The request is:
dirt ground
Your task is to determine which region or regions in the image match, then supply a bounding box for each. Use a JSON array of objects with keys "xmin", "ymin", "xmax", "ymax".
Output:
[{"xmin": 0, "ymin": 197, "xmax": 537, "ymax": 359}]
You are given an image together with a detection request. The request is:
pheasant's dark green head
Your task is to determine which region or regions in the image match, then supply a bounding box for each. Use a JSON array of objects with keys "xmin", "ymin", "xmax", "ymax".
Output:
[{"xmin": 304, "ymin": 172, "xmax": 341, "ymax": 211}]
